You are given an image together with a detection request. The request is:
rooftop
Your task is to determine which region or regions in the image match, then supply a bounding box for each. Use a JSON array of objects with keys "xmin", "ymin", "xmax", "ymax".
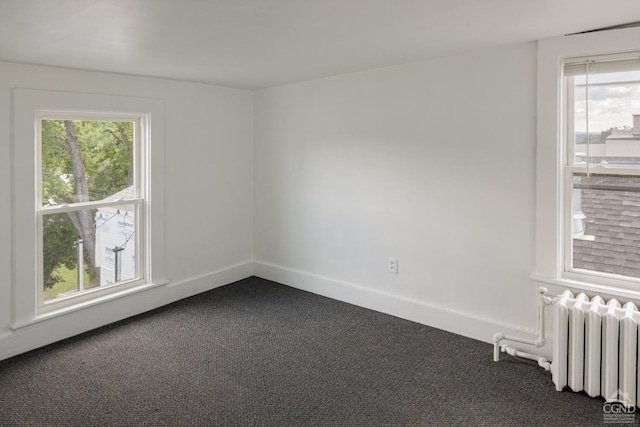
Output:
[{"xmin": 574, "ymin": 176, "xmax": 640, "ymax": 278}]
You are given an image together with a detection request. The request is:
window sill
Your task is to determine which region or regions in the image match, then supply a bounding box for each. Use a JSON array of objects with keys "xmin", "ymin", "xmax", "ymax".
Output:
[
  {"xmin": 530, "ymin": 273, "xmax": 640, "ymax": 302},
  {"xmin": 10, "ymin": 279, "xmax": 169, "ymax": 330}
]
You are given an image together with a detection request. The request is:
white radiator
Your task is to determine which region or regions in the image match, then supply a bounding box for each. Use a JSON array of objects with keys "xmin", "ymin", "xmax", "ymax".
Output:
[{"xmin": 552, "ymin": 290, "xmax": 639, "ymax": 407}]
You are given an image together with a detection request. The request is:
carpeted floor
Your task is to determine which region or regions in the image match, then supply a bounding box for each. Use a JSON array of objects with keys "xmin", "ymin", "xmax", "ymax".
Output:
[{"xmin": 0, "ymin": 277, "xmax": 618, "ymax": 426}]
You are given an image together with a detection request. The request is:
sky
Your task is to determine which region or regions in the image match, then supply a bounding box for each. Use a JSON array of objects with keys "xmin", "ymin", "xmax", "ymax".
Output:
[{"xmin": 573, "ymin": 70, "xmax": 640, "ymax": 133}]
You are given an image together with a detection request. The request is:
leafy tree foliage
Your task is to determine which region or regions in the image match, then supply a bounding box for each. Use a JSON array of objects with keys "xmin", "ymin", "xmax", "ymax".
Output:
[
  {"xmin": 42, "ymin": 214, "xmax": 77, "ymax": 289},
  {"xmin": 41, "ymin": 119, "xmax": 133, "ymax": 289}
]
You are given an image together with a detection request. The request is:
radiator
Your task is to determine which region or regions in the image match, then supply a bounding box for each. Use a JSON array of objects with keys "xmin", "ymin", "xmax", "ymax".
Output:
[{"xmin": 552, "ymin": 290, "xmax": 639, "ymax": 407}]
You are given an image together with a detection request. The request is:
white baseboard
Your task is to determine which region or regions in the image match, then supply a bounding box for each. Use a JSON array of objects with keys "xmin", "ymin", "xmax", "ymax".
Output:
[
  {"xmin": 254, "ymin": 261, "xmax": 549, "ymax": 355},
  {"xmin": 0, "ymin": 261, "xmax": 254, "ymax": 361},
  {"xmin": 1, "ymin": 261, "xmax": 551, "ymax": 363}
]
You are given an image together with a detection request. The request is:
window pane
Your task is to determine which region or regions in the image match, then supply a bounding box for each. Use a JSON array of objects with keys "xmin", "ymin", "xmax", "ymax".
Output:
[
  {"xmin": 42, "ymin": 204, "xmax": 137, "ymax": 302},
  {"xmin": 572, "ymin": 173, "xmax": 640, "ymax": 279},
  {"xmin": 41, "ymin": 120, "xmax": 134, "ymax": 205},
  {"xmin": 570, "ymin": 70, "xmax": 640, "ymax": 166}
]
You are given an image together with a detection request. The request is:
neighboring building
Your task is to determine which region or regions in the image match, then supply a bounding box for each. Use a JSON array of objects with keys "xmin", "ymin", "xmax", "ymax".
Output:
[
  {"xmin": 95, "ymin": 186, "xmax": 136, "ymax": 286},
  {"xmin": 574, "ymin": 115, "xmax": 640, "ymax": 278},
  {"xmin": 576, "ymin": 114, "xmax": 640, "ymax": 164},
  {"xmin": 600, "ymin": 115, "xmax": 640, "ymax": 160}
]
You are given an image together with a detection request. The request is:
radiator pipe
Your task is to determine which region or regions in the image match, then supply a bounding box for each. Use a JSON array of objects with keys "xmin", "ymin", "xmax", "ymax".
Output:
[
  {"xmin": 501, "ymin": 345, "xmax": 552, "ymax": 370},
  {"xmin": 493, "ymin": 287, "xmax": 555, "ymax": 365}
]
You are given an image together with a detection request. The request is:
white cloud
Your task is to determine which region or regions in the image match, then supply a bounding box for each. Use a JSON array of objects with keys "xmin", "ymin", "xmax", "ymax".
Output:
[{"xmin": 573, "ymin": 80, "xmax": 640, "ymax": 132}]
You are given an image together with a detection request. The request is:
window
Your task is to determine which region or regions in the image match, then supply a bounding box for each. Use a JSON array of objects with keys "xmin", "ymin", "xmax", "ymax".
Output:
[
  {"xmin": 38, "ymin": 117, "xmax": 143, "ymax": 307},
  {"xmin": 536, "ymin": 26, "xmax": 640, "ymax": 296},
  {"xmin": 13, "ymin": 90, "xmax": 166, "ymax": 327},
  {"xmin": 564, "ymin": 55, "xmax": 640, "ymax": 283}
]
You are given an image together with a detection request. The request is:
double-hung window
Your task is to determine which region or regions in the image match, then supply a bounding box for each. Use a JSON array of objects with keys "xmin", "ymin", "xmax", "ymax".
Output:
[
  {"xmin": 13, "ymin": 90, "xmax": 166, "ymax": 326},
  {"xmin": 536, "ymin": 26, "xmax": 640, "ymax": 295},
  {"xmin": 564, "ymin": 55, "xmax": 640, "ymax": 283},
  {"xmin": 37, "ymin": 115, "xmax": 144, "ymax": 307}
]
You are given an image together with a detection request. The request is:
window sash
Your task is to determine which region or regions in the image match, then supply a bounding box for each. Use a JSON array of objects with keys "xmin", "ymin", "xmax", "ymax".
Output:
[
  {"xmin": 36, "ymin": 115, "xmax": 142, "ymax": 207},
  {"xmin": 563, "ymin": 54, "xmax": 640, "ymax": 169},
  {"xmin": 563, "ymin": 168, "xmax": 640, "ymax": 285},
  {"xmin": 37, "ymin": 199, "xmax": 145, "ymax": 311}
]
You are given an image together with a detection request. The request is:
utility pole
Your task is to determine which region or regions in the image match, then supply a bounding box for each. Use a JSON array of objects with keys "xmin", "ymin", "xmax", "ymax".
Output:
[
  {"xmin": 113, "ymin": 245, "xmax": 125, "ymax": 283},
  {"xmin": 75, "ymin": 239, "xmax": 84, "ymax": 291}
]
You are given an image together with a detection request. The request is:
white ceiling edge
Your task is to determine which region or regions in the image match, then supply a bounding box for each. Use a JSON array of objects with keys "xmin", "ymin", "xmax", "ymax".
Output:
[{"xmin": 0, "ymin": 0, "xmax": 638, "ymax": 90}]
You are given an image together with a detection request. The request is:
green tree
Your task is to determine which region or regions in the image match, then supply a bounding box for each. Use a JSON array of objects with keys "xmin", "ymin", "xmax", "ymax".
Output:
[
  {"xmin": 42, "ymin": 214, "xmax": 77, "ymax": 288},
  {"xmin": 41, "ymin": 119, "xmax": 133, "ymax": 289}
]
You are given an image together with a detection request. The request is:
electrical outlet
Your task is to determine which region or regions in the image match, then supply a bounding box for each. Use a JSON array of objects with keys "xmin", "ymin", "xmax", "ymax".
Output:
[{"xmin": 388, "ymin": 257, "xmax": 398, "ymax": 274}]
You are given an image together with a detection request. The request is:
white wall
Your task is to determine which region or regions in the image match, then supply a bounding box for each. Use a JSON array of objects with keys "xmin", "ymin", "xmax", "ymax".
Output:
[
  {"xmin": 0, "ymin": 62, "xmax": 254, "ymax": 359},
  {"xmin": 253, "ymin": 42, "xmax": 540, "ymax": 343},
  {"xmin": 1, "ymin": 42, "xmax": 542, "ymax": 359}
]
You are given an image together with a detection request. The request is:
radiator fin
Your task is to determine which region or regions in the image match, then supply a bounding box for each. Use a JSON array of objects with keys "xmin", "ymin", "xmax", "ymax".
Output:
[
  {"xmin": 552, "ymin": 290, "xmax": 573, "ymax": 391},
  {"xmin": 568, "ymin": 293, "xmax": 588, "ymax": 391},
  {"xmin": 602, "ymin": 299, "xmax": 620, "ymax": 401},
  {"xmin": 619, "ymin": 302, "xmax": 637, "ymax": 405},
  {"xmin": 584, "ymin": 295, "xmax": 603, "ymax": 398},
  {"xmin": 553, "ymin": 293, "xmax": 640, "ymax": 408}
]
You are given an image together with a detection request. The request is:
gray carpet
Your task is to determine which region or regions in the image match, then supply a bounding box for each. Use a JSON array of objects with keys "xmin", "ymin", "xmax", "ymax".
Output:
[{"xmin": 0, "ymin": 277, "xmax": 618, "ymax": 426}]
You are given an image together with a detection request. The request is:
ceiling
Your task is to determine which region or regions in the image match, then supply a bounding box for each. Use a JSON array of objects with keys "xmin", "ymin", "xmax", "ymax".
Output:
[{"xmin": 0, "ymin": 0, "xmax": 639, "ymax": 90}]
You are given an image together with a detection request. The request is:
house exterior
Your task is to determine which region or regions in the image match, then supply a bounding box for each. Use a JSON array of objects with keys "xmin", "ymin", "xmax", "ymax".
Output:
[{"xmin": 94, "ymin": 186, "xmax": 136, "ymax": 286}]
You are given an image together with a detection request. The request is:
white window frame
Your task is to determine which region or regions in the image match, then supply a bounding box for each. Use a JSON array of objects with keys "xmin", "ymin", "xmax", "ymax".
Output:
[
  {"xmin": 12, "ymin": 89, "xmax": 167, "ymax": 328},
  {"xmin": 563, "ymin": 54, "xmax": 640, "ymax": 285},
  {"xmin": 37, "ymin": 113, "xmax": 145, "ymax": 311},
  {"xmin": 535, "ymin": 26, "xmax": 640, "ymax": 298}
]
